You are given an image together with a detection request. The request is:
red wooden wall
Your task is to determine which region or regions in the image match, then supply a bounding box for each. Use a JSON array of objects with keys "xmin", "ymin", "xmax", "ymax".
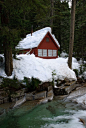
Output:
[{"xmin": 19, "ymin": 32, "xmax": 59, "ymax": 59}]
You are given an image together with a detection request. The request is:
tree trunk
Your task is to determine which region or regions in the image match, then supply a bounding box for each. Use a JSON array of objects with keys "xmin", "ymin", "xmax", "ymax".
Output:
[
  {"xmin": 1, "ymin": 2, "xmax": 13, "ymax": 76},
  {"xmin": 4, "ymin": 41, "xmax": 13, "ymax": 76},
  {"xmin": 68, "ymin": 0, "xmax": 76, "ymax": 69}
]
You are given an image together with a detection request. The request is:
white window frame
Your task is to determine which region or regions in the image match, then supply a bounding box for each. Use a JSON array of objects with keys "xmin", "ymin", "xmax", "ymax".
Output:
[
  {"xmin": 48, "ymin": 50, "xmax": 52, "ymax": 57},
  {"xmin": 38, "ymin": 49, "xmax": 42, "ymax": 56},
  {"xmin": 43, "ymin": 49, "xmax": 47, "ymax": 57},
  {"xmin": 53, "ymin": 50, "xmax": 57, "ymax": 56}
]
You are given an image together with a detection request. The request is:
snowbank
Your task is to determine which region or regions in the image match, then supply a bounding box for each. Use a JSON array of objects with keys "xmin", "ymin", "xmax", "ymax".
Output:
[
  {"xmin": 60, "ymin": 52, "xmax": 80, "ymax": 71},
  {"xmin": 60, "ymin": 52, "xmax": 68, "ymax": 58},
  {"xmin": 0, "ymin": 54, "xmax": 78, "ymax": 82},
  {"xmin": 72, "ymin": 57, "xmax": 80, "ymax": 70},
  {"xmin": 13, "ymin": 54, "xmax": 77, "ymax": 82}
]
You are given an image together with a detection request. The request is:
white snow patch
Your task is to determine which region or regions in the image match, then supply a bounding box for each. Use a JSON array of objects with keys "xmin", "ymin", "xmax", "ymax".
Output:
[
  {"xmin": 0, "ymin": 54, "xmax": 79, "ymax": 82},
  {"xmin": 0, "ymin": 67, "xmax": 6, "ymax": 77},
  {"xmin": 60, "ymin": 52, "xmax": 68, "ymax": 58},
  {"xmin": 72, "ymin": 57, "xmax": 80, "ymax": 70},
  {"xmin": 13, "ymin": 54, "xmax": 77, "ymax": 82},
  {"xmin": 60, "ymin": 53, "xmax": 80, "ymax": 71}
]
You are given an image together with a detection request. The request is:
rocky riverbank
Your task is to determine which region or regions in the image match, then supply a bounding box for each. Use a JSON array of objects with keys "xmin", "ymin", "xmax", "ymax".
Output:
[
  {"xmin": 0, "ymin": 78, "xmax": 86, "ymax": 115},
  {"xmin": 0, "ymin": 82, "xmax": 54, "ymax": 111}
]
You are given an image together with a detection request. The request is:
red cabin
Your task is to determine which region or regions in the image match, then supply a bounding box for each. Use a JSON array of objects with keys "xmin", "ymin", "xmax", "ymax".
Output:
[{"xmin": 16, "ymin": 27, "xmax": 60, "ymax": 59}]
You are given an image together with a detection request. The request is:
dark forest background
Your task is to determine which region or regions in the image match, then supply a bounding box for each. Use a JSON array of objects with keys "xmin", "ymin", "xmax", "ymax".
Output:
[{"xmin": 0, "ymin": 0, "xmax": 86, "ymax": 75}]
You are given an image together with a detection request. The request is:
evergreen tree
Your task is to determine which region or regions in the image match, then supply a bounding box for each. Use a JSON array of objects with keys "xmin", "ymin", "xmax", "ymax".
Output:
[
  {"xmin": 0, "ymin": 0, "xmax": 49, "ymax": 76},
  {"xmin": 74, "ymin": 0, "xmax": 86, "ymax": 59},
  {"xmin": 50, "ymin": 0, "xmax": 54, "ymax": 31},
  {"xmin": 53, "ymin": 0, "xmax": 70, "ymax": 53}
]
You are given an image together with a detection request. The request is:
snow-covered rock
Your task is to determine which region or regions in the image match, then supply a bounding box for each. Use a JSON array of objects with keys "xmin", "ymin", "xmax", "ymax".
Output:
[
  {"xmin": 72, "ymin": 94, "xmax": 86, "ymax": 105},
  {"xmin": 67, "ymin": 87, "xmax": 86, "ymax": 99}
]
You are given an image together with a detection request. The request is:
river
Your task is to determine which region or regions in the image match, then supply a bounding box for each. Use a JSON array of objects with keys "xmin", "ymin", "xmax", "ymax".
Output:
[{"xmin": 0, "ymin": 96, "xmax": 86, "ymax": 128}]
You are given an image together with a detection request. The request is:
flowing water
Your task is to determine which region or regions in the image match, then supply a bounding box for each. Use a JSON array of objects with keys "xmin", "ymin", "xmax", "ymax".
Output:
[{"xmin": 0, "ymin": 96, "xmax": 86, "ymax": 128}]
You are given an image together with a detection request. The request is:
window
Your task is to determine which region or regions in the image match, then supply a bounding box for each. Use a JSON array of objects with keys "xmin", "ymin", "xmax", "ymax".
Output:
[
  {"xmin": 46, "ymin": 37, "xmax": 49, "ymax": 42},
  {"xmin": 38, "ymin": 49, "xmax": 42, "ymax": 56},
  {"xmin": 38, "ymin": 49, "xmax": 57, "ymax": 57},
  {"xmin": 43, "ymin": 49, "xmax": 47, "ymax": 56},
  {"xmin": 48, "ymin": 50, "xmax": 52, "ymax": 56},
  {"xmin": 53, "ymin": 50, "xmax": 57, "ymax": 56}
]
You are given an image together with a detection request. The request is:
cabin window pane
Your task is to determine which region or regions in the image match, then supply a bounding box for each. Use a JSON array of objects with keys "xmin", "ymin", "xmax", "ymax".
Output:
[
  {"xmin": 48, "ymin": 50, "xmax": 52, "ymax": 56},
  {"xmin": 38, "ymin": 49, "xmax": 42, "ymax": 56},
  {"xmin": 53, "ymin": 50, "xmax": 57, "ymax": 56},
  {"xmin": 43, "ymin": 49, "xmax": 47, "ymax": 56},
  {"xmin": 46, "ymin": 37, "xmax": 49, "ymax": 42}
]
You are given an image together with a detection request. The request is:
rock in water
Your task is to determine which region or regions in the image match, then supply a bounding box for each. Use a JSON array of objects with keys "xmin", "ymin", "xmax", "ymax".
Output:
[{"xmin": 13, "ymin": 96, "xmax": 26, "ymax": 108}]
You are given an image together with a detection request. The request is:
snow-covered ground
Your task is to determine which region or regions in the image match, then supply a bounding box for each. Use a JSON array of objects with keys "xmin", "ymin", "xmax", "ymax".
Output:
[
  {"xmin": 0, "ymin": 54, "xmax": 80, "ymax": 82},
  {"xmin": 13, "ymin": 54, "xmax": 78, "ymax": 82}
]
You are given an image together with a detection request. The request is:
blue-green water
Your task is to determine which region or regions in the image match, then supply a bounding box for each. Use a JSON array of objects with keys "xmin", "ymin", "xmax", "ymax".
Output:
[{"xmin": 0, "ymin": 97, "xmax": 86, "ymax": 128}]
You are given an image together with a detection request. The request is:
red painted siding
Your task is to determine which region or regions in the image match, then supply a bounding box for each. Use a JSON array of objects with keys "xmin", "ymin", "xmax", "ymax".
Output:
[
  {"xmin": 36, "ymin": 32, "xmax": 59, "ymax": 59},
  {"xmin": 19, "ymin": 48, "xmax": 37, "ymax": 55},
  {"xmin": 38, "ymin": 32, "xmax": 59, "ymax": 49},
  {"xmin": 19, "ymin": 32, "xmax": 59, "ymax": 59}
]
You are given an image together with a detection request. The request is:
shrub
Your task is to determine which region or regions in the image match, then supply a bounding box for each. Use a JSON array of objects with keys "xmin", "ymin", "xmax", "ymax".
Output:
[
  {"xmin": 1, "ymin": 78, "xmax": 21, "ymax": 102},
  {"xmin": 79, "ymin": 64, "xmax": 86, "ymax": 75},
  {"xmin": 23, "ymin": 77, "xmax": 41, "ymax": 92},
  {"xmin": 51, "ymin": 70, "xmax": 56, "ymax": 86},
  {"xmin": 73, "ymin": 69, "xmax": 79, "ymax": 77}
]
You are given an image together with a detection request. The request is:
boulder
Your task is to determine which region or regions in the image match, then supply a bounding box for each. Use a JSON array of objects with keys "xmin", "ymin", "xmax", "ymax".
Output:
[
  {"xmin": 67, "ymin": 86, "xmax": 86, "ymax": 99},
  {"xmin": 65, "ymin": 83, "xmax": 80, "ymax": 94},
  {"xmin": 34, "ymin": 91, "xmax": 47, "ymax": 100},
  {"xmin": 13, "ymin": 96, "xmax": 26, "ymax": 108},
  {"xmin": 47, "ymin": 90, "xmax": 53, "ymax": 97},
  {"xmin": 38, "ymin": 98, "xmax": 48, "ymax": 104},
  {"xmin": 48, "ymin": 86, "xmax": 53, "ymax": 91},
  {"xmin": 3, "ymin": 97, "xmax": 8, "ymax": 103},
  {"xmin": 37, "ymin": 82, "xmax": 51, "ymax": 92},
  {"xmin": 26, "ymin": 93, "xmax": 34, "ymax": 101},
  {"xmin": 54, "ymin": 81, "xmax": 79, "ymax": 95},
  {"xmin": 47, "ymin": 88, "xmax": 54, "ymax": 102}
]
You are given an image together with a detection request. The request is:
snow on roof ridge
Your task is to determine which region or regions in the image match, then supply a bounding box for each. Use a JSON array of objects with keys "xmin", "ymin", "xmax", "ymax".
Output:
[{"xmin": 16, "ymin": 27, "xmax": 60, "ymax": 50}]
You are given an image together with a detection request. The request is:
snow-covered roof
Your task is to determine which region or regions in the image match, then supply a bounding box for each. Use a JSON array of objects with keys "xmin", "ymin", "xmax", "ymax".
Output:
[{"xmin": 16, "ymin": 27, "xmax": 60, "ymax": 50}]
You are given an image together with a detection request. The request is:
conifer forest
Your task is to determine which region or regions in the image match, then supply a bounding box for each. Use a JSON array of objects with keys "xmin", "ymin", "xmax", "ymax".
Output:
[{"xmin": 0, "ymin": 0, "xmax": 86, "ymax": 75}]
